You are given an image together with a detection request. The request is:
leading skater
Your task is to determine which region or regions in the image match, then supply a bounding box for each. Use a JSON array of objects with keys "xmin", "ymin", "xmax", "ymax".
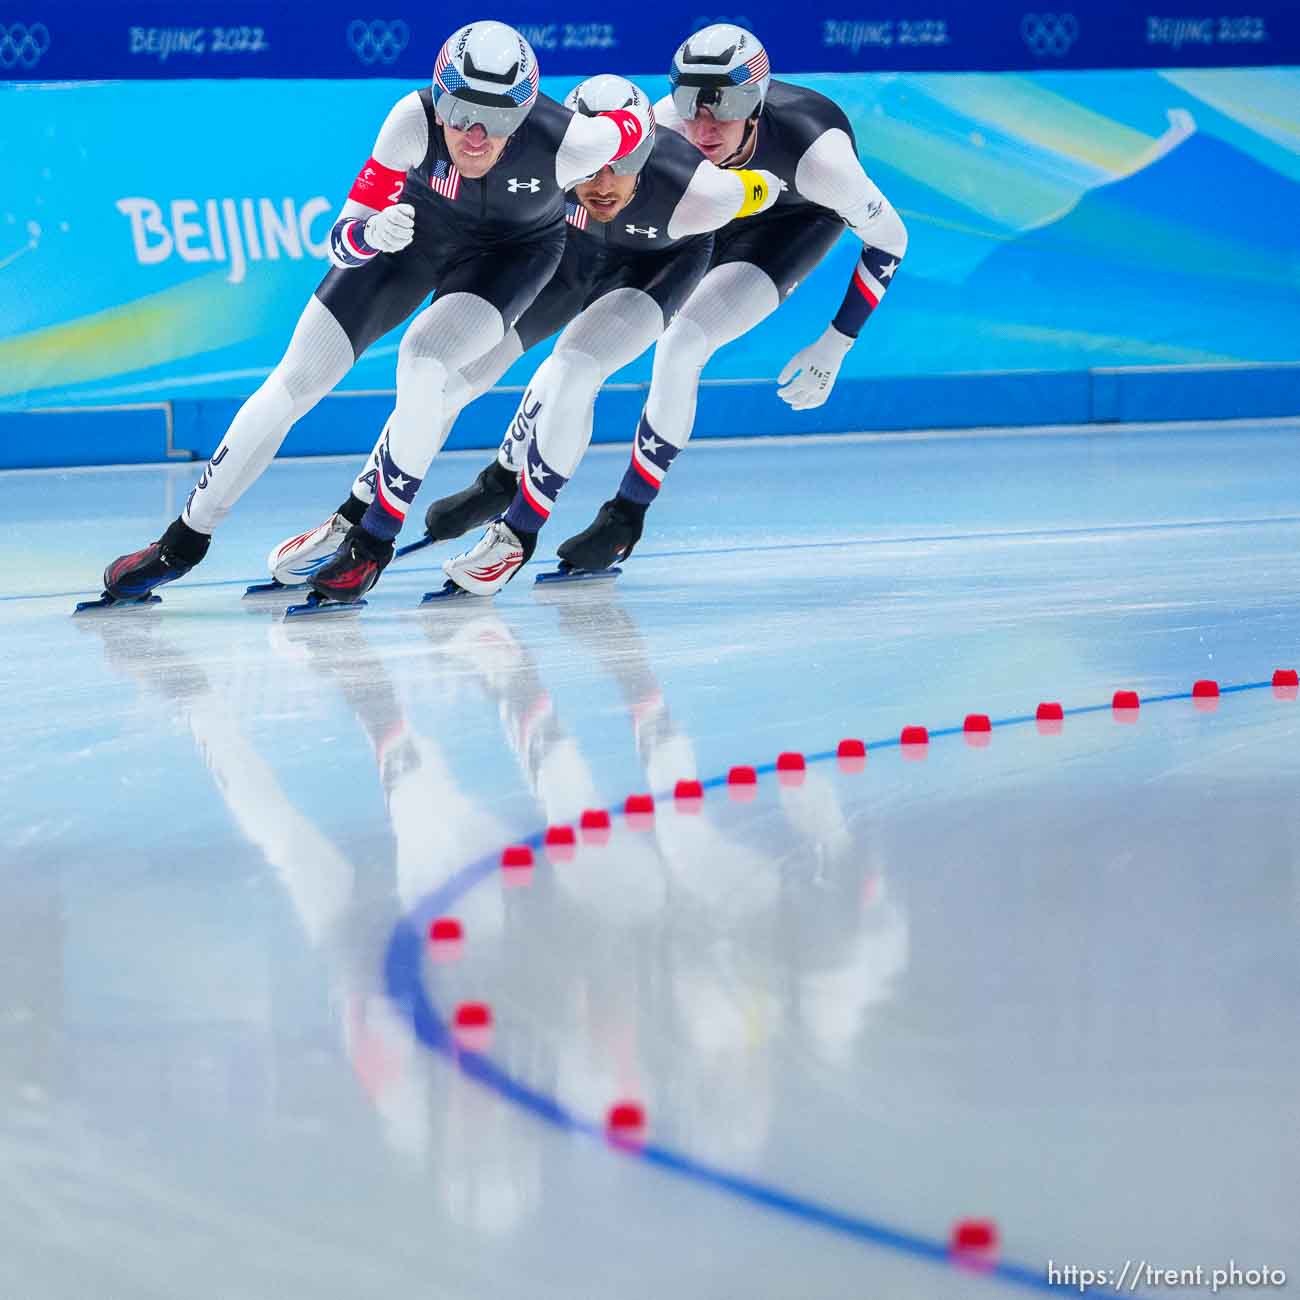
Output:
[{"xmin": 85, "ymin": 20, "xmax": 664, "ymax": 608}]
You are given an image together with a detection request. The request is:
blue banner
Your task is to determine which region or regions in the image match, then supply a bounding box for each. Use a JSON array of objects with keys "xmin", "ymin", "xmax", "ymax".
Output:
[
  {"xmin": 3, "ymin": 2, "xmax": 1300, "ymax": 79},
  {"xmin": 3, "ymin": 65, "xmax": 1300, "ymax": 427}
]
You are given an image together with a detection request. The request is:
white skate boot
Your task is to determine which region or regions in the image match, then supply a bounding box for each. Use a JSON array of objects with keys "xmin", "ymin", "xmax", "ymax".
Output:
[
  {"xmin": 260, "ymin": 513, "xmax": 353, "ymax": 590},
  {"xmin": 439, "ymin": 521, "xmax": 536, "ymax": 597}
]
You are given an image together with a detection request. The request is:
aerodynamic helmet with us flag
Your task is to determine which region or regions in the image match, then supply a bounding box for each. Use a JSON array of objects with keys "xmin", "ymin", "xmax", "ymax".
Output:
[
  {"xmin": 432, "ymin": 20, "xmax": 540, "ymax": 136},
  {"xmin": 563, "ymin": 74, "xmax": 656, "ymax": 176},
  {"xmin": 669, "ymin": 24, "xmax": 771, "ymax": 122}
]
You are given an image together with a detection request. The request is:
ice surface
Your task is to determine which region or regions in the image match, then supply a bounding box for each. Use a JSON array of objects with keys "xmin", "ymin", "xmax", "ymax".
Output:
[{"xmin": 2, "ymin": 422, "xmax": 1298, "ymax": 1298}]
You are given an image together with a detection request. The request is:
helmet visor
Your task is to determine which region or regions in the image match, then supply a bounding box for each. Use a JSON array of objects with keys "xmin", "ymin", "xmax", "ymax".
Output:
[
  {"xmin": 670, "ymin": 80, "xmax": 761, "ymax": 122},
  {"xmin": 437, "ymin": 89, "xmax": 531, "ymax": 137}
]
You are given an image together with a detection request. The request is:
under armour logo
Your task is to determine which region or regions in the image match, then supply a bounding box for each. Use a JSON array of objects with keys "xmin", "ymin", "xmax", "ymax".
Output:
[
  {"xmin": 507, "ymin": 177, "xmax": 541, "ymax": 193},
  {"xmin": 625, "ymin": 224, "xmax": 658, "ymax": 238}
]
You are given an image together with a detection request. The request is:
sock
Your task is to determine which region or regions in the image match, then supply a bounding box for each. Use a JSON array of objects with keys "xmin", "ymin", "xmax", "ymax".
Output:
[
  {"xmin": 359, "ymin": 436, "xmax": 423, "ymax": 542},
  {"xmin": 618, "ymin": 412, "xmax": 679, "ymax": 506},
  {"xmin": 505, "ymin": 438, "xmax": 569, "ymax": 535},
  {"xmin": 159, "ymin": 517, "xmax": 211, "ymax": 567},
  {"xmin": 337, "ymin": 493, "xmax": 368, "ymax": 526}
]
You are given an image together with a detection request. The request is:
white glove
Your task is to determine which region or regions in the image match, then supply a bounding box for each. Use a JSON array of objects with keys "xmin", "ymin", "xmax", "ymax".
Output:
[
  {"xmin": 777, "ymin": 324, "xmax": 853, "ymax": 410},
  {"xmin": 363, "ymin": 202, "xmax": 415, "ymax": 253}
]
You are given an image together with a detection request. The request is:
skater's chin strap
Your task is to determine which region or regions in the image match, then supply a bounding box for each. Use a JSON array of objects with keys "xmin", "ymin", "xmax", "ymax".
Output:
[{"xmin": 719, "ymin": 115, "xmax": 760, "ymax": 170}]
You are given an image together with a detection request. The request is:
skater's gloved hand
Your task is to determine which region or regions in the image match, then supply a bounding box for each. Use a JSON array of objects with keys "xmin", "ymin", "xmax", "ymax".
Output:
[
  {"xmin": 363, "ymin": 202, "xmax": 415, "ymax": 254},
  {"xmin": 777, "ymin": 324, "xmax": 853, "ymax": 410}
]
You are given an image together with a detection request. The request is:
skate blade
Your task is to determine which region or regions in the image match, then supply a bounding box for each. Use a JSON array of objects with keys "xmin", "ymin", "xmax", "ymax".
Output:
[
  {"xmin": 72, "ymin": 593, "xmax": 163, "ymax": 615},
  {"xmin": 420, "ymin": 580, "xmax": 477, "ymax": 604},
  {"xmin": 243, "ymin": 578, "xmax": 305, "ymax": 598},
  {"xmin": 283, "ymin": 593, "xmax": 367, "ymax": 620},
  {"xmin": 534, "ymin": 565, "xmax": 622, "ymax": 586}
]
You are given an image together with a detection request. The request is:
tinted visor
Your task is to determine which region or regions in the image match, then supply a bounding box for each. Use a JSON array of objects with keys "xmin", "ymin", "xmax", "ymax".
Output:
[
  {"xmin": 671, "ymin": 80, "xmax": 761, "ymax": 122},
  {"xmin": 437, "ymin": 88, "xmax": 531, "ymax": 137}
]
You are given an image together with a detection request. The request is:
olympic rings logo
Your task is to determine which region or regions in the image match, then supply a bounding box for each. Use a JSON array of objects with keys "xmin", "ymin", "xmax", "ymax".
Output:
[
  {"xmin": 1020, "ymin": 12, "xmax": 1079, "ymax": 56},
  {"xmin": 0, "ymin": 22, "xmax": 50, "ymax": 69},
  {"xmin": 347, "ymin": 18, "xmax": 409, "ymax": 65}
]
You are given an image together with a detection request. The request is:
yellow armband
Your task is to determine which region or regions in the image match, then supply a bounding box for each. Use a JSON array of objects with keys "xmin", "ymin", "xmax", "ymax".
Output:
[{"xmin": 733, "ymin": 169, "xmax": 773, "ymax": 218}]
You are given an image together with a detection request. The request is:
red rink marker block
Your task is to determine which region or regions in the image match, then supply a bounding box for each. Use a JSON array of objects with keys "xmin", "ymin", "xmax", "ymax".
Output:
[
  {"xmin": 625, "ymin": 792, "xmax": 655, "ymax": 830},
  {"xmin": 543, "ymin": 824, "xmax": 577, "ymax": 861},
  {"xmin": 674, "ymin": 779, "xmax": 704, "ymax": 813},
  {"xmin": 1273, "ymin": 668, "xmax": 1298, "ymax": 700},
  {"xmin": 427, "ymin": 916, "xmax": 464, "ymax": 963},
  {"xmin": 452, "ymin": 1002, "xmax": 493, "ymax": 1052},
  {"xmin": 776, "ymin": 751, "xmax": 807, "ymax": 787},
  {"xmin": 727, "ymin": 765, "xmax": 758, "ymax": 802},
  {"xmin": 900, "ymin": 725, "xmax": 929, "ymax": 760},
  {"xmin": 963, "ymin": 714, "xmax": 992, "ymax": 748},
  {"xmin": 1035, "ymin": 700, "xmax": 1064, "ymax": 735},
  {"xmin": 606, "ymin": 1100, "xmax": 647, "ymax": 1146},
  {"xmin": 949, "ymin": 1218, "xmax": 999, "ymax": 1269},
  {"xmin": 579, "ymin": 808, "xmax": 611, "ymax": 845},
  {"xmin": 837, "ymin": 738, "xmax": 867, "ymax": 773},
  {"xmin": 1192, "ymin": 679, "xmax": 1220, "ymax": 713},
  {"xmin": 1113, "ymin": 689, "xmax": 1140, "ymax": 724},
  {"xmin": 500, "ymin": 843, "xmax": 534, "ymax": 888}
]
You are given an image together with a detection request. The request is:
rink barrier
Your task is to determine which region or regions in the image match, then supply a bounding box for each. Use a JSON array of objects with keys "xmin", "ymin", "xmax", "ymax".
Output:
[
  {"xmin": 3, "ymin": 362, "xmax": 1299, "ymax": 469},
  {"xmin": 385, "ymin": 671, "xmax": 1295, "ymax": 1296}
]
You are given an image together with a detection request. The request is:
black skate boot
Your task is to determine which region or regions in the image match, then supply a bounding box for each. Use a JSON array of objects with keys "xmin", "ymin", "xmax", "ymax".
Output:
[
  {"xmin": 423, "ymin": 458, "xmax": 518, "ymax": 543},
  {"xmin": 297, "ymin": 525, "xmax": 394, "ymax": 613},
  {"xmin": 77, "ymin": 518, "xmax": 211, "ymax": 613},
  {"xmin": 556, "ymin": 496, "xmax": 647, "ymax": 573}
]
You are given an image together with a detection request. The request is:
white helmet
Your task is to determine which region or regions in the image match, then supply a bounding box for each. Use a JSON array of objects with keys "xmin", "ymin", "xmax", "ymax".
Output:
[
  {"xmin": 563, "ymin": 74, "xmax": 656, "ymax": 176},
  {"xmin": 669, "ymin": 24, "xmax": 771, "ymax": 122},
  {"xmin": 433, "ymin": 20, "xmax": 539, "ymax": 136}
]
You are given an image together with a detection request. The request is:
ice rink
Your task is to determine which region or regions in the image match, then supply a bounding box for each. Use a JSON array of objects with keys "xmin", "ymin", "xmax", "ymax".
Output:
[{"xmin": 3, "ymin": 419, "xmax": 1298, "ymax": 1298}]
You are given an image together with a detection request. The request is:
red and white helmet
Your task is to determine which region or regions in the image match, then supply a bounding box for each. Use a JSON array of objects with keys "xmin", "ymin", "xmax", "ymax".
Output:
[{"xmin": 563, "ymin": 74, "xmax": 656, "ymax": 176}]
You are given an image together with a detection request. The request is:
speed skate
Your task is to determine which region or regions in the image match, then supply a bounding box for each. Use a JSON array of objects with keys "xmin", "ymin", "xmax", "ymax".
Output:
[{"xmin": 534, "ymin": 563, "xmax": 623, "ymax": 585}]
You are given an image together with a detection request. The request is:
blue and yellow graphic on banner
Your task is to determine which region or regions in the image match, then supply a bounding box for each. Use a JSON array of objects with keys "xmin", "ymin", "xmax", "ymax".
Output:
[{"xmin": 1, "ymin": 70, "xmax": 1299, "ymax": 412}]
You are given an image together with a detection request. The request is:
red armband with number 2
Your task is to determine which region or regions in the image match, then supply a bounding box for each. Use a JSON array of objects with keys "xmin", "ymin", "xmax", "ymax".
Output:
[
  {"xmin": 599, "ymin": 110, "xmax": 643, "ymax": 161},
  {"xmin": 348, "ymin": 158, "xmax": 407, "ymax": 208}
]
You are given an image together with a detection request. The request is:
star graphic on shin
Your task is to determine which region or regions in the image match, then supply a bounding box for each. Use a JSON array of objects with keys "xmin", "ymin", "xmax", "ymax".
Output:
[
  {"xmin": 878, "ymin": 259, "xmax": 898, "ymax": 281},
  {"xmin": 639, "ymin": 433, "xmax": 662, "ymax": 457},
  {"xmin": 529, "ymin": 461, "xmax": 550, "ymax": 486},
  {"xmin": 386, "ymin": 472, "xmax": 410, "ymax": 494}
]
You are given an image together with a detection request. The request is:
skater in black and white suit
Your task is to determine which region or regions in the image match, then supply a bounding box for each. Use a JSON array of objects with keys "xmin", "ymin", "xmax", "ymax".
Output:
[{"xmin": 554, "ymin": 24, "xmax": 909, "ymax": 573}]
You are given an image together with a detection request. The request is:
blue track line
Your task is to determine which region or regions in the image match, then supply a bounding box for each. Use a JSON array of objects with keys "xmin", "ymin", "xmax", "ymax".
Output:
[{"xmin": 383, "ymin": 682, "xmax": 1295, "ymax": 1293}]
